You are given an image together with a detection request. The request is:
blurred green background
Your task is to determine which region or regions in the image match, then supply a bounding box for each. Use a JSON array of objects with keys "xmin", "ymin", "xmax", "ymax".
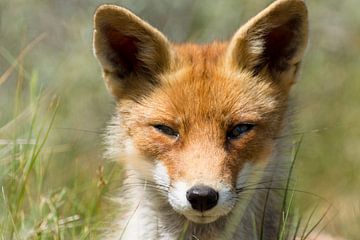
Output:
[{"xmin": 0, "ymin": 0, "xmax": 359, "ymax": 239}]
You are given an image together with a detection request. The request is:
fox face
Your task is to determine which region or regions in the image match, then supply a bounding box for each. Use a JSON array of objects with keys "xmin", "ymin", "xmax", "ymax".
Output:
[{"xmin": 93, "ymin": 0, "xmax": 308, "ymax": 224}]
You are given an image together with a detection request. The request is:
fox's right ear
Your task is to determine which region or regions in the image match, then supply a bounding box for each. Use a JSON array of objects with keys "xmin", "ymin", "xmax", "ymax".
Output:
[{"xmin": 93, "ymin": 5, "xmax": 172, "ymax": 98}]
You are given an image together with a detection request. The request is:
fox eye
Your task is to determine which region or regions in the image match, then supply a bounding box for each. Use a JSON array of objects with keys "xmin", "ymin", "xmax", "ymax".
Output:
[
  {"xmin": 227, "ymin": 124, "xmax": 254, "ymax": 140},
  {"xmin": 153, "ymin": 124, "xmax": 179, "ymax": 138}
]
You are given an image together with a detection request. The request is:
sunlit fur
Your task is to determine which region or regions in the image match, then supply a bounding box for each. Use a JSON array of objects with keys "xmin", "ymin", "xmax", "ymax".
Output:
[{"xmin": 93, "ymin": 0, "xmax": 309, "ymax": 239}]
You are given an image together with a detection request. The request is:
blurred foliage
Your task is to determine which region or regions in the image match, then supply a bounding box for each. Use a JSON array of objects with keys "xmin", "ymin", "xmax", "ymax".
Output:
[{"xmin": 0, "ymin": 0, "xmax": 359, "ymax": 239}]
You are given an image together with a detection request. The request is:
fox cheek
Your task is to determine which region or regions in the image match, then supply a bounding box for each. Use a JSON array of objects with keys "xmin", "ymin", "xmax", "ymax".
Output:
[{"xmin": 153, "ymin": 161, "xmax": 170, "ymax": 188}]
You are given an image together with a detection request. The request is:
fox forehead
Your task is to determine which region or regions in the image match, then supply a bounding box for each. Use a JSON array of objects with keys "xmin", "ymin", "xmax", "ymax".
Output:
[{"xmin": 130, "ymin": 42, "xmax": 286, "ymax": 127}]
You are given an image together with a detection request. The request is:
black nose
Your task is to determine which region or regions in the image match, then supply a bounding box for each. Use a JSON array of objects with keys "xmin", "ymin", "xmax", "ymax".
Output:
[{"xmin": 186, "ymin": 185, "xmax": 219, "ymax": 212}]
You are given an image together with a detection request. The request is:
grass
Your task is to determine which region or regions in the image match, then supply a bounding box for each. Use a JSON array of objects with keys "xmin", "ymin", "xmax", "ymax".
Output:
[
  {"xmin": 0, "ymin": 49, "xmax": 120, "ymax": 239},
  {"xmin": 0, "ymin": 111, "xmax": 110, "ymax": 239}
]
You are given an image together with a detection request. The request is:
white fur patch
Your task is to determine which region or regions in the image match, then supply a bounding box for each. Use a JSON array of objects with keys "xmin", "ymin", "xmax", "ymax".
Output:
[
  {"xmin": 153, "ymin": 161, "xmax": 170, "ymax": 187},
  {"xmin": 124, "ymin": 138, "xmax": 137, "ymax": 156},
  {"xmin": 169, "ymin": 181, "xmax": 191, "ymax": 212},
  {"xmin": 217, "ymin": 185, "xmax": 235, "ymax": 212},
  {"xmin": 120, "ymin": 138, "xmax": 155, "ymax": 179}
]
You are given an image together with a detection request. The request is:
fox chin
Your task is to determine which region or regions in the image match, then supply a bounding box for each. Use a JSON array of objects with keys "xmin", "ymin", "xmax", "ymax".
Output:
[{"xmin": 93, "ymin": 0, "xmax": 309, "ymax": 239}]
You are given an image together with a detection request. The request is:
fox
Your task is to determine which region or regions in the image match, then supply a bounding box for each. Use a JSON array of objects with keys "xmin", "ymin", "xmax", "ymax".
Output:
[{"xmin": 93, "ymin": 0, "xmax": 310, "ymax": 239}]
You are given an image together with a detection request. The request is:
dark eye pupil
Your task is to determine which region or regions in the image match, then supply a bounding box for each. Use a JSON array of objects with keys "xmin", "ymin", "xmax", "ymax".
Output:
[
  {"xmin": 227, "ymin": 124, "xmax": 254, "ymax": 139},
  {"xmin": 154, "ymin": 125, "xmax": 178, "ymax": 137}
]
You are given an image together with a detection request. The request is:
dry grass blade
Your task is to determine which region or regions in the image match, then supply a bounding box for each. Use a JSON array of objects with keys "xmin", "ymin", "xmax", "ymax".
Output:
[{"xmin": 0, "ymin": 33, "xmax": 46, "ymax": 86}]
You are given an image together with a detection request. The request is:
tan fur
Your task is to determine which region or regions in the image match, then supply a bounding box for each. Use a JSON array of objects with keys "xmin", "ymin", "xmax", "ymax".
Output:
[{"xmin": 93, "ymin": 0, "xmax": 310, "ymax": 239}]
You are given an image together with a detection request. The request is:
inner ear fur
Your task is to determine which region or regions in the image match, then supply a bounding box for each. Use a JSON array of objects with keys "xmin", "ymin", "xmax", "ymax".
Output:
[
  {"xmin": 93, "ymin": 5, "xmax": 172, "ymax": 97},
  {"xmin": 227, "ymin": 0, "xmax": 308, "ymax": 86}
]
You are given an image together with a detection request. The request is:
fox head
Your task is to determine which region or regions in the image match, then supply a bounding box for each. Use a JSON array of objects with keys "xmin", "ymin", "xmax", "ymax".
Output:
[{"xmin": 93, "ymin": 0, "xmax": 308, "ymax": 224}]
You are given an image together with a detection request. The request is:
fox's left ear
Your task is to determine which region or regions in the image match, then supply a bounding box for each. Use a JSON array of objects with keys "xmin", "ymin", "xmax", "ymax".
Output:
[{"xmin": 226, "ymin": 0, "xmax": 308, "ymax": 88}]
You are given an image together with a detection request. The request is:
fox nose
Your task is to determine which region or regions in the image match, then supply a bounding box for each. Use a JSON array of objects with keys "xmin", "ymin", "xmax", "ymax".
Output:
[{"xmin": 186, "ymin": 185, "xmax": 219, "ymax": 212}]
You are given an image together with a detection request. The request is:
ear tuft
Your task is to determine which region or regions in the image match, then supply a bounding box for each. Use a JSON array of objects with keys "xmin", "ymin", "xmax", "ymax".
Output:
[
  {"xmin": 102, "ymin": 26, "xmax": 140, "ymax": 77},
  {"xmin": 255, "ymin": 15, "xmax": 305, "ymax": 74}
]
